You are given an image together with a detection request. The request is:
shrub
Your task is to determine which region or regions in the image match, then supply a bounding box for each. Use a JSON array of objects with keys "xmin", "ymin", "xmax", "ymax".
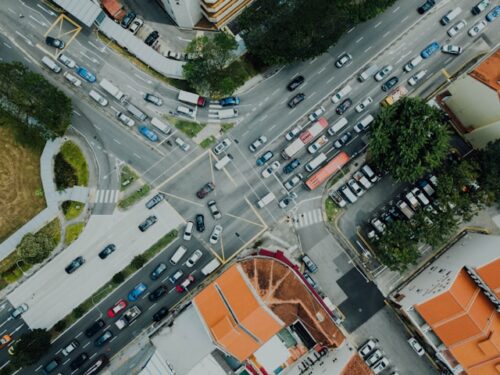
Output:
[
  {"xmin": 112, "ymin": 272, "xmax": 125, "ymax": 284},
  {"xmin": 72, "ymin": 306, "xmax": 85, "ymax": 319},
  {"xmin": 131, "ymin": 255, "xmax": 146, "ymax": 270},
  {"xmin": 53, "ymin": 320, "xmax": 67, "ymax": 333},
  {"xmin": 54, "ymin": 152, "xmax": 77, "ymax": 190}
]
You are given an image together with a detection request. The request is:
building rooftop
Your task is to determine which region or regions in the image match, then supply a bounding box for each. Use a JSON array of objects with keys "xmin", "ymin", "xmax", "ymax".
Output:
[{"xmin": 469, "ymin": 48, "xmax": 500, "ymax": 94}]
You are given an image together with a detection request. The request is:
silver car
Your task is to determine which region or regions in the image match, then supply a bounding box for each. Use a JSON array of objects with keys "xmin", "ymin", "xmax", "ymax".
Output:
[
  {"xmin": 209, "ymin": 225, "xmax": 223, "ymax": 244},
  {"xmin": 249, "ymin": 136, "xmax": 267, "ymax": 152},
  {"xmin": 374, "ymin": 65, "xmax": 393, "ymax": 81}
]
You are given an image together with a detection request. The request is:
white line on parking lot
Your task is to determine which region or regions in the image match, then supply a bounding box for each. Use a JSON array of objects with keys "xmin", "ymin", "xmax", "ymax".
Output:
[
  {"xmin": 75, "ymin": 332, "xmax": 83, "ymax": 338},
  {"xmin": 147, "ymin": 304, "xmax": 157, "ymax": 311},
  {"xmin": 63, "ymin": 358, "xmax": 70, "ymax": 365},
  {"xmin": 0, "ymin": 329, "xmax": 6, "ymax": 335},
  {"xmin": 133, "ymin": 152, "xmax": 142, "ymax": 159},
  {"xmin": 0, "ymin": 320, "xmax": 9, "ymax": 329},
  {"xmin": 269, "ymin": 123, "xmax": 277, "ymax": 130},
  {"xmin": 355, "ymin": 37, "xmax": 364, "ymax": 43},
  {"xmin": 444, "ymin": 57, "xmax": 453, "ymax": 65},
  {"xmin": 2, "ymin": 42, "xmax": 12, "ymax": 49},
  {"xmin": 374, "ymin": 21, "xmax": 382, "ymax": 28},
  {"xmin": 347, "ymin": 27, "xmax": 355, "ymax": 33},
  {"xmin": 55, "ymin": 348, "xmax": 62, "ymax": 355},
  {"xmin": 83, "ymin": 342, "xmax": 90, "ymax": 348},
  {"xmin": 364, "ymin": 46, "xmax": 372, "ymax": 53},
  {"xmin": 392, "ymin": 6, "xmax": 400, "ymax": 13},
  {"xmin": 309, "ymin": 91, "xmax": 317, "ymax": 98},
  {"xmin": 142, "ymin": 292, "xmax": 150, "ymax": 300},
  {"xmin": 13, "ymin": 324, "xmax": 24, "ymax": 333},
  {"xmin": 35, "ymin": 365, "xmax": 42, "ymax": 371},
  {"xmin": 271, "ymin": 88, "xmax": 279, "ymax": 96},
  {"xmin": 327, "ymin": 76, "xmax": 336, "ymax": 83},
  {"xmin": 400, "ymin": 15, "xmax": 409, "ymax": 23},
  {"xmin": 89, "ymin": 353, "xmax": 96, "ymax": 360},
  {"xmin": 110, "ymin": 336, "xmax": 117, "ymax": 343},
  {"xmin": 317, "ymin": 66, "xmax": 326, "ymax": 74},
  {"xmin": 383, "ymin": 31, "xmax": 390, "ymax": 38},
  {"xmin": 113, "ymin": 138, "xmax": 121, "ymax": 145}
]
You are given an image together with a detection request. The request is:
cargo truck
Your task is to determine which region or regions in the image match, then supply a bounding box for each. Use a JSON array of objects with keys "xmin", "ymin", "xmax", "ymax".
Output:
[
  {"xmin": 150, "ymin": 117, "xmax": 171, "ymax": 134},
  {"xmin": 380, "ymin": 86, "xmax": 408, "ymax": 107},
  {"xmin": 99, "ymin": 79, "xmax": 127, "ymax": 102},
  {"xmin": 281, "ymin": 118, "xmax": 328, "ymax": 159},
  {"xmin": 217, "ymin": 108, "xmax": 238, "ymax": 119},
  {"xmin": 397, "ymin": 200, "xmax": 415, "ymax": 220},
  {"xmin": 114, "ymin": 306, "xmax": 141, "ymax": 330},
  {"xmin": 178, "ymin": 90, "xmax": 206, "ymax": 107}
]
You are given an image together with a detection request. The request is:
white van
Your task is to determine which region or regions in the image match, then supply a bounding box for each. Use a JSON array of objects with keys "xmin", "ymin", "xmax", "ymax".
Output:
[
  {"xmin": 89, "ymin": 90, "xmax": 108, "ymax": 106},
  {"xmin": 403, "ymin": 56, "xmax": 423, "ymax": 72},
  {"xmin": 170, "ymin": 245, "xmax": 187, "ymax": 265},
  {"xmin": 183, "ymin": 221, "xmax": 193, "ymax": 241},
  {"xmin": 361, "ymin": 164, "xmax": 379, "ymax": 183},
  {"xmin": 358, "ymin": 65, "xmax": 379, "ymax": 82},
  {"xmin": 257, "ymin": 192, "xmax": 275, "ymax": 208},
  {"xmin": 42, "ymin": 56, "xmax": 62, "ymax": 73},
  {"xmin": 440, "ymin": 7, "xmax": 462, "ymax": 25},
  {"xmin": 331, "ymin": 85, "xmax": 352, "ymax": 103},
  {"xmin": 218, "ymin": 108, "xmax": 238, "ymax": 119},
  {"xmin": 201, "ymin": 258, "xmax": 221, "ymax": 276},
  {"xmin": 126, "ymin": 103, "xmax": 148, "ymax": 121},
  {"xmin": 327, "ymin": 117, "xmax": 348, "ymax": 136},
  {"xmin": 177, "ymin": 105, "xmax": 195, "ymax": 118},
  {"xmin": 215, "ymin": 154, "xmax": 233, "ymax": 170},
  {"xmin": 353, "ymin": 114, "xmax": 374, "ymax": 133},
  {"xmin": 305, "ymin": 153, "xmax": 327, "ymax": 172},
  {"xmin": 151, "ymin": 117, "xmax": 171, "ymax": 134},
  {"xmin": 340, "ymin": 185, "xmax": 357, "ymax": 203}
]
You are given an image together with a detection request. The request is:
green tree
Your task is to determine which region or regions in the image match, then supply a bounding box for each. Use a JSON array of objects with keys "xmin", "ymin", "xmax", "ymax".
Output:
[
  {"xmin": 183, "ymin": 32, "xmax": 245, "ymax": 97},
  {"xmin": 53, "ymin": 319, "xmax": 67, "ymax": 333},
  {"xmin": 11, "ymin": 329, "xmax": 51, "ymax": 367},
  {"xmin": 16, "ymin": 231, "xmax": 56, "ymax": 264},
  {"xmin": 368, "ymin": 97, "xmax": 450, "ymax": 182},
  {"xmin": 112, "ymin": 271, "xmax": 125, "ymax": 284},
  {"xmin": 131, "ymin": 255, "xmax": 146, "ymax": 270},
  {"xmin": 478, "ymin": 139, "xmax": 500, "ymax": 205}
]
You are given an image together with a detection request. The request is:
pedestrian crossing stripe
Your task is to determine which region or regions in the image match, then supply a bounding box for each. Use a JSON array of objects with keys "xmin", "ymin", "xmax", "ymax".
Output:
[
  {"xmin": 292, "ymin": 208, "xmax": 323, "ymax": 229},
  {"xmin": 94, "ymin": 189, "xmax": 119, "ymax": 204}
]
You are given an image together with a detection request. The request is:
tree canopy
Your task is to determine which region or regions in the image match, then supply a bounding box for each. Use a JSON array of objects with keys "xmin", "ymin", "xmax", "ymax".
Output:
[
  {"xmin": 11, "ymin": 329, "xmax": 51, "ymax": 367},
  {"xmin": 368, "ymin": 97, "xmax": 450, "ymax": 183},
  {"xmin": 183, "ymin": 32, "xmax": 246, "ymax": 97},
  {"xmin": 478, "ymin": 139, "xmax": 500, "ymax": 206},
  {"xmin": 238, "ymin": 0, "xmax": 397, "ymax": 65}
]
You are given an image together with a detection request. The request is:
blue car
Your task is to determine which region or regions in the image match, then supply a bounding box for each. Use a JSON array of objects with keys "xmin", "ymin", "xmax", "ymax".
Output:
[
  {"xmin": 256, "ymin": 151, "xmax": 273, "ymax": 166},
  {"xmin": 283, "ymin": 159, "xmax": 300, "ymax": 174},
  {"xmin": 138, "ymin": 126, "xmax": 159, "ymax": 142},
  {"xmin": 219, "ymin": 96, "xmax": 240, "ymax": 106},
  {"xmin": 75, "ymin": 66, "xmax": 96, "ymax": 82},
  {"xmin": 420, "ymin": 42, "xmax": 440, "ymax": 59},
  {"xmin": 128, "ymin": 282, "xmax": 147, "ymax": 302},
  {"xmin": 486, "ymin": 6, "xmax": 500, "ymax": 22}
]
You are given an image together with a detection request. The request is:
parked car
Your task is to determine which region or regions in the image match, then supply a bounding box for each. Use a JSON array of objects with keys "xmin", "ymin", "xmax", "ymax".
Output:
[
  {"xmin": 129, "ymin": 18, "xmax": 144, "ymax": 34},
  {"xmin": 185, "ymin": 249, "xmax": 203, "ymax": 267},
  {"xmin": 348, "ymin": 179, "xmax": 364, "ymax": 196},
  {"xmin": 441, "ymin": 44, "xmax": 462, "ymax": 55},
  {"xmin": 138, "ymin": 126, "xmax": 158, "ymax": 142},
  {"xmin": 285, "ymin": 125, "xmax": 302, "ymax": 141},
  {"xmin": 301, "ymin": 254, "xmax": 318, "ymax": 273},
  {"xmin": 278, "ymin": 192, "xmax": 297, "ymax": 208},
  {"xmin": 127, "ymin": 283, "xmax": 148, "ymax": 302},
  {"xmin": 46, "ymin": 36, "xmax": 64, "ymax": 49},
  {"xmin": 408, "ymin": 337, "xmax": 425, "ymax": 356},
  {"xmin": 262, "ymin": 161, "xmax": 280, "ymax": 178},
  {"xmin": 153, "ymin": 307, "xmax": 169, "ymax": 322},
  {"xmin": 447, "ymin": 20, "xmax": 467, "ymax": 37},
  {"xmin": 65, "ymin": 256, "xmax": 85, "ymax": 274},
  {"xmin": 145, "ymin": 192, "xmax": 165, "ymax": 209},
  {"xmin": 330, "ymin": 191, "xmax": 347, "ymax": 208},
  {"xmin": 209, "ymin": 225, "xmax": 223, "ymax": 244},
  {"xmin": 213, "ymin": 138, "xmax": 232, "ymax": 155},
  {"xmin": 256, "ymin": 151, "xmax": 274, "ymax": 166},
  {"xmin": 283, "ymin": 158, "xmax": 300, "ymax": 174},
  {"xmin": 98, "ymin": 244, "xmax": 116, "ymax": 259},
  {"xmin": 219, "ymin": 96, "xmax": 240, "ymax": 106},
  {"xmin": 138, "ymin": 215, "xmax": 157, "ymax": 232},
  {"xmin": 195, "ymin": 214, "xmax": 205, "ymax": 232},
  {"xmin": 208, "ymin": 200, "xmax": 222, "ymax": 219},
  {"xmin": 371, "ymin": 218, "xmax": 386, "ymax": 234},
  {"xmin": 249, "ymin": 136, "xmax": 267, "ymax": 152},
  {"xmin": 288, "ymin": 93, "xmax": 305, "ymax": 108},
  {"xmin": 374, "ymin": 65, "xmax": 393, "ymax": 81},
  {"xmin": 167, "ymin": 270, "xmax": 184, "ymax": 284},
  {"xmin": 10, "ymin": 303, "xmax": 28, "ymax": 319},
  {"xmin": 417, "ymin": 0, "xmax": 435, "ymax": 14},
  {"xmin": 358, "ymin": 339, "xmax": 376, "ymax": 358},
  {"xmin": 42, "ymin": 358, "xmax": 61, "ymax": 374},
  {"xmin": 145, "ymin": 31, "xmax": 159, "ymax": 46},
  {"xmin": 175, "ymin": 137, "xmax": 190, "ymax": 151},
  {"xmin": 485, "ymin": 5, "xmax": 500, "ymax": 21},
  {"xmin": 75, "ymin": 66, "xmax": 96, "ymax": 82},
  {"xmin": 121, "ymin": 11, "xmax": 136, "ymax": 28},
  {"xmin": 471, "ymin": 0, "xmax": 490, "ymax": 15},
  {"xmin": 58, "ymin": 54, "xmax": 75, "ymax": 68},
  {"xmin": 335, "ymin": 53, "xmax": 352, "ymax": 68},
  {"xmin": 408, "ymin": 70, "xmax": 427, "ymax": 86},
  {"xmin": 468, "ymin": 20, "xmax": 487, "ymax": 36},
  {"xmin": 355, "ymin": 97, "xmax": 373, "ymax": 112},
  {"xmin": 371, "ymin": 358, "xmax": 389, "ymax": 374},
  {"xmin": 150, "ymin": 263, "xmax": 167, "ymax": 280},
  {"xmin": 183, "ymin": 221, "xmax": 193, "ymax": 241},
  {"xmin": 381, "ymin": 77, "xmax": 399, "ymax": 91},
  {"xmin": 308, "ymin": 106, "xmax": 326, "ymax": 122},
  {"xmin": 284, "ymin": 173, "xmax": 303, "ymax": 190},
  {"xmin": 420, "ymin": 42, "xmax": 440, "ymax": 58},
  {"xmin": 196, "ymin": 182, "xmax": 215, "ymax": 198},
  {"xmin": 144, "ymin": 93, "xmax": 163, "ymax": 106},
  {"xmin": 287, "ymin": 75, "xmax": 305, "ymax": 91},
  {"xmin": 336, "ymin": 98, "xmax": 352, "ymax": 115},
  {"xmin": 94, "ymin": 330, "xmax": 113, "ymax": 347},
  {"xmin": 175, "ymin": 275, "xmax": 195, "ymax": 293},
  {"xmin": 365, "ymin": 349, "xmax": 383, "ymax": 366},
  {"xmin": 148, "ymin": 285, "xmax": 168, "ymax": 302}
]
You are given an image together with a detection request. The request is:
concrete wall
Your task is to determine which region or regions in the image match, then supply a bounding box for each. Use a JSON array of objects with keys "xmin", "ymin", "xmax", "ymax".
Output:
[{"xmin": 159, "ymin": 0, "xmax": 202, "ymax": 28}]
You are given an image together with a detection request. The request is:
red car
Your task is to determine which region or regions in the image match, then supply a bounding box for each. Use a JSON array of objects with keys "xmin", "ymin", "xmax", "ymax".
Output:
[
  {"xmin": 107, "ymin": 299, "xmax": 127, "ymax": 318},
  {"xmin": 175, "ymin": 275, "xmax": 195, "ymax": 293}
]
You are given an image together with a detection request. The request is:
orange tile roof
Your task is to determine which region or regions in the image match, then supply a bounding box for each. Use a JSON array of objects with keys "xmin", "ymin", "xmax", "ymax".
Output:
[
  {"xmin": 477, "ymin": 258, "xmax": 500, "ymax": 298},
  {"xmin": 415, "ymin": 264, "xmax": 500, "ymax": 375},
  {"xmin": 339, "ymin": 354, "xmax": 373, "ymax": 375},
  {"xmin": 469, "ymin": 48, "xmax": 500, "ymax": 94}
]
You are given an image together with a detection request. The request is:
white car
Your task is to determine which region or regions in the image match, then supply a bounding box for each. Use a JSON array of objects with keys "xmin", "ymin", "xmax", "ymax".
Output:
[
  {"xmin": 371, "ymin": 218, "xmax": 386, "ymax": 234},
  {"xmin": 213, "ymin": 138, "xmax": 231, "ymax": 155},
  {"xmin": 285, "ymin": 125, "xmax": 302, "ymax": 141},
  {"xmin": 408, "ymin": 337, "xmax": 425, "ymax": 356},
  {"xmin": 358, "ymin": 339, "xmax": 376, "ymax": 358},
  {"xmin": 308, "ymin": 106, "xmax": 325, "ymax": 122},
  {"xmin": 63, "ymin": 72, "xmax": 82, "ymax": 87},
  {"xmin": 175, "ymin": 137, "xmax": 190, "ymax": 151},
  {"xmin": 62, "ymin": 340, "xmax": 79, "ymax": 356},
  {"xmin": 261, "ymin": 161, "xmax": 280, "ymax": 178},
  {"xmin": 468, "ymin": 20, "xmax": 487, "ymax": 36},
  {"xmin": 371, "ymin": 358, "xmax": 389, "ymax": 374},
  {"xmin": 408, "ymin": 70, "xmax": 427, "ymax": 86},
  {"xmin": 365, "ymin": 349, "xmax": 382, "ymax": 366},
  {"xmin": 58, "ymin": 54, "xmax": 76, "ymax": 68},
  {"xmin": 209, "ymin": 225, "xmax": 223, "ymax": 244},
  {"xmin": 89, "ymin": 90, "xmax": 108, "ymax": 106},
  {"xmin": 441, "ymin": 44, "xmax": 462, "ymax": 55},
  {"xmin": 183, "ymin": 221, "xmax": 193, "ymax": 241},
  {"xmin": 374, "ymin": 65, "xmax": 393, "ymax": 82},
  {"xmin": 447, "ymin": 20, "xmax": 467, "ymax": 37},
  {"xmin": 278, "ymin": 192, "xmax": 297, "ymax": 208},
  {"xmin": 330, "ymin": 85, "xmax": 352, "ymax": 103},
  {"xmin": 129, "ymin": 18, "xmax": 144, "ymax": 34},
  {"xmin": 355, "ymin": 96, "xmax": 373, "ymax": 113},
  {"xmin": 249, "ymin": 136, "xmax": 267, "ymax": 152},
  {"xmin": 307, "ymin": 135, "xmax": 328, "ymax": 154},
  {"xmin": 284, "ymin": 173, "xmax": 303, "ymax": 190},
  {"xmin": 185, "ymin": 249, "xmax": 203, "ymax": 268},
  {"xmin": 117, "ymin": 112, "xmax": 135, "ymax": 127}
]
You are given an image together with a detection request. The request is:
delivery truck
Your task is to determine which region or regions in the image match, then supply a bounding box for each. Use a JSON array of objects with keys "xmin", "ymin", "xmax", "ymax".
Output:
[
  {"xmin": 99, "ymin": 79, "xmax": 127, "ymax": 102},
  {"xmin": 178, "ymin": 90, "xmax": 206, "ymax": 107},
  {"xmin": 217, "ymin": 108, "xmax": 238, "ymax": 119},
  {"xmin": 114, "ymin": 306, "xmax": 141, "ymax": 330}
]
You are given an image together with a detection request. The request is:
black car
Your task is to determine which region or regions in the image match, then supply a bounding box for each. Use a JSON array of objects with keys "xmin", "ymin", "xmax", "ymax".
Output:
[
  {"xmin": 148, "ymin": 285, "xmax": 168, "ymax": 302},
  {"xmin": 84, "ymin": 319, "xmax": 105, "ymax": 338},
  {"xmin": 145, "ymin": 193, "xmax": 165, "ymax": 209},
  {"xmin": 98, "ymin": 244, "xmax": 116, "ymax": 259},
  {"xmin": 70, "ymin": 352, "xmax": 89, "ymax": 371},
  {"xmin": 287, "ymin": 75, "xmax": 305, "ymax": 91},
  {"xmin": 336, "ymin": 98, "xmax": 353, "ymax": 115},
  {"xmin": 195, "ymin": 214, "xmax": 205, "ymax": 232},
  {"xmin": 382, "ymin": 76, "xmax": 399, "ymax": 92},
  {"xmin": 138, "ymin": 215, "xmax": 157, "ymax": 232},
  {"xmin": 283, "ymin": 159, "xmax": 300, "ymax": 174},
  {"xmin": 45, "ymin": 36, "xmax": 65, "ymax": 49},
  {"xmin": 121, "ymin": 11, "xmax": 136, "ymax": 28},
  {"xmin": 288, "ymin": 93, "xmax": 305, "ymax": 108},
  {"xmin": 196, "ymin": 182, "xmax": 215, "ymax": 199},
  {"xmin": 65, "ymin": 256, "xmax": 85, "ymax": 274},
  {"xmin": 417, "ymin": 0, "xmax": 435, "ymax": 14},
  {"xmin": 381, "ymin": 211, "xmax": 394, "ymax": 224},
  {"xmin": 94, "ymin": 330, "xmax": 113, "ymax": 347},
  {"xmin": 388, "ymin": 206, "xmax": 403, "ymax": 220},
  {"xmin": 145, "ymin": 31, "xmax": 159, "ymax": 46},
  {"xmin": 333, "ymin": 131, "xmax": 353, "ymax": 148},
  {"xmin": 150, "ymin": 262, "xmax": 167, "ymax": 280},
  {"xmin": 153, "ymin": 307, "xmax": 169, "ymax": 322}
]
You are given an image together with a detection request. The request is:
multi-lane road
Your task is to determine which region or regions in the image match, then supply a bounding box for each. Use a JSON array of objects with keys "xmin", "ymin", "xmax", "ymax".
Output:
[{"xmin": 0, "ymin": 0, "xmax": 498, "ymax": 373}]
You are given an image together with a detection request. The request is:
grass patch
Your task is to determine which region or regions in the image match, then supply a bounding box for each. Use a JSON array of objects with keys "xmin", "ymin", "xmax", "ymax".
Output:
[
  {"xmin": 118, "ymin": 184, "xmax": 151, "ymax": 209},
  {"xmin": 200, "ymin": 136, "xmax": 216, "ymax": 149},
  {"xmin": 60, "ymin": 141, "xmax": 88, "ymax": 186},
  {"xmin": 50, "ymin": 230, "xmax": 178, "ymax": 338},
  {"xmin": 0, "ymin": 123, "xmax": 46, "ymax": 242},
  {"xmin": 220, "ymin": 123, "xmax": 234, "ymax": 133},
  {"xmin": 120, "ymin": 165, "xmax": 138, "ymax": 191},
  {"xmin": 62, "ymin": 201, "xmax": 84, "ymax": 221},
  {"xmin": 64, "ymin": 222, "xmax": 85, "ymax": 246},
  {"xmin": 97, "ymin": 33, "xmax": 192, "ymax": 91},
  {"xmin": 166, "ymin": 116, "xmax": 205, "ymax": 138},
  {"xmin": 325, "ymin": 197, "xmax": 341, "ymax": 223}
]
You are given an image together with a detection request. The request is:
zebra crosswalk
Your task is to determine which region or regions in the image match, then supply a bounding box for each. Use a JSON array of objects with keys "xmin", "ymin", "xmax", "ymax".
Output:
[
  {"xmin": 292, "ymin": 208, "xmax": 324, "ymax": 229},
  {"xmin": 93, "ymin": 189, "xmax": 119, "ymax": 204}
]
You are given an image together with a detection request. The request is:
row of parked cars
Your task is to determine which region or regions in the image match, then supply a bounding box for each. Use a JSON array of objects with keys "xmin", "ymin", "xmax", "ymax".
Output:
[{"xmin": 330, "ymin": 164, "xmax": 380, "ymax": 207}]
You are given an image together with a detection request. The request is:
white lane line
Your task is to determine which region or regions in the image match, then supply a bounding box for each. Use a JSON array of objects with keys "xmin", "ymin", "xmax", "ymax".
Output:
[
  {"xmin": 269, "ymin": 123, "xmax": 278, "ymax": 130},
  {"xmin": 364, "ymin": 46, "xmax": 372, "ymax": 53},
  {"xmin": 374, "ymin": 21, "xmax": 382, "ymax": 28},
  {"xmin": 35, "ymin": 365, "xmax": 42, "ymax": 371},
  {"xmin": 327, "ymin": 76, "xmax": 336, "ymax": 83},
  {"xmin": 113, "ymin": 138, "xmax": 121, "ymax": 145},
  {"xmin": 89, "ymin": 353, "xmax": 96, "ymax": 360},
  {"xmin": 2, "ymin": 42, "xmax": 12, "ymax": 49},
  {"xmin": 317, "ymin": 66, "xmax": 326, "ymax": 74},
  {"xmin": 110, "ymin": 336, "xmax": 117, "ymax": 343},
  {"xmin": 393, "ymin": 6, "xmax": 400, "ymax": 13},
  {"xmin": 37, "ymin": 3, "xmax": 57, "ymax": 16},
  {"xmin": 355, "ymin": 37, "xmax": 364, "ymax": 43},
  {"xmin": 271, "ymin": 88, "xmax": 279, "ymax": 96},
  {"xmin": 63, "ymin": 359, "xmax": 70, "ymax": 365},
  {"xmin": 309, "ymin": 57, "xmax": 318, "ymax": 64},
  {"xmin": 94, "ymin": 125, "xmax": 102, "ymax": 131},
  {"xmin": 133, "ymin": 152, "xmax": 142, "ymax": 159},
  {"xmin": 400, "ymin": 15, "xmax": 409, "ymax": 23},
  {"xmin": 347, "ymin": 27, "xmax": 355, "ymax": 33},
  {"xmin": 383, "ymin": 31, "xmax": 390, "ymax": 38},
  {"xmin": 134, "ymin": 73, "xmax": 152, "ymax": 84},
  {"xmin": 29, "ymin": 15, "xmax": 47, "ymax": 27},
  {"xmin": 55, "ymin": 348, "xmax": 62, "ymax": 355},
  {"xmin": 309, "ymin": 91, "xmax": 317, "ymax": 98},
  {"xmin": 83, "ymin": 342, "xmax": 90, "ymax": 348},
  {"xmin": 75, "ymin": 332, "xmax": 83, "ymax": 338},
  {"xmin": 147, "ymin": 304, "xmax": 157, "ymax": 311},
  {"xmin": 15, "ymin": 31, "xmax": 33, "ymax": 46},
  {"xmin": 72, "ymin": 110, "xmax": 81, "ymax": 116},
  {"xmin": 7, "ymin": 8, "xmax": 16, "ymax": 15},
  {"xmin": 13, "ymin": 324, "xmax": 24, "ymax": 333}
]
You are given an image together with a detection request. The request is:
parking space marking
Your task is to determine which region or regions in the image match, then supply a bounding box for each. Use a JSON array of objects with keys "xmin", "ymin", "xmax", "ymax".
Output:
[
  {"xmin": 83, "ymin": 342, "xmax": 90, "ymax": 348},
  {"xmin": 355, "ymin": 37, "xmax": 364, "ymax": 43},
  {"xmin": 374, "ymin": 21, "xmax": 382, "ymax": 28}
]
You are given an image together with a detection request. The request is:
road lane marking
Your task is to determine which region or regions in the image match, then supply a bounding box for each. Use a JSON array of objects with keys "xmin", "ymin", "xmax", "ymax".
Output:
[
  {"xmin": 309, "ymin": 57, "xmax": 317, "ymax": 64},
  {"xmin": 63, "ymin": 359, "xmax": 70, "ymax": 365},
  {"xmin": 317, "ymin": 66, "xmax": 326, "ymax": 74},
  {"xmin": 364, "ymin": 46, "xmax": 372, "ymax": 53},
  {"xmin": 35, "ymin": 365, "xmax": 42, "ymax": 371},
  {"xmin": 13, "ymin": 324, "xmax": 24, "ymax": 333},
  {"xmin": 133, "ymin": 152, "xmax": 142, "ymax": 159},
  {"xmin": 83, "ymin": 342, "xmax": 90, "ymax": 348},
  {"xmin": 355, "ymin": 37, "xmax": 364, "ymax": 43},
  {"xmin": 374, "ymin": 21, "xmax": 382, "ymax": 28},
  {"xmin": 400, "ymin": 15, "xmax": 409, "ymax": 23},
  {"xmin": 37, "ymin": 3, "xmax": 57, "ymax": 16},
  {"xmin": 110, "ymin": 336, "xmax": 117, "ymax": 343},
  {"xmin": 141, "ymin": 292, "xmax": 150, "ymax": 300},
  {"xmin": 3, "ymin": 42, "xmax": 12, "ymax": 49},
  {"xmin": 224, "ymin": 212, "xmax": 266, "ymax": 228},
  {"xmin": 55, "ymin": 348, "xmax": 62, "ymax": 355},
  {"xmin": 393, "ymin": 6, "xmax": 400, "ymax": 13},
  {"xmin": 29, "ymin": 15, "xmax": 47, "ymax": 27},
  {"xmin": 89, "ymin": 353, "xmax": 97, "ymax": 360},
  {"xmin": 75, "ymin": 332, "xmax": 83, "ymax": 338},
  {"xmin": 147, "ymin": 304, "xmax": 157, "ymax": 311},
  {"xmin": 309, "ymin": 91, "xmax": 317, "ymax": 98},
  {"xmin": 113, "ymin": 138, "xmax": 121, "ymax": 145},
  {"xmin": 383, "ymin": 31, "xmax": 390, "ymax": 38},
  {"xmin": 347, "ymin": 27, "xmax": 355, "ymax": 33},
  {"xmin": 327, "ymin": 76, "xmax": 336, "ymax": 83},
  {"xmin": 72, "ymin": 110, "xmax": 81, "ymax": 116}
]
